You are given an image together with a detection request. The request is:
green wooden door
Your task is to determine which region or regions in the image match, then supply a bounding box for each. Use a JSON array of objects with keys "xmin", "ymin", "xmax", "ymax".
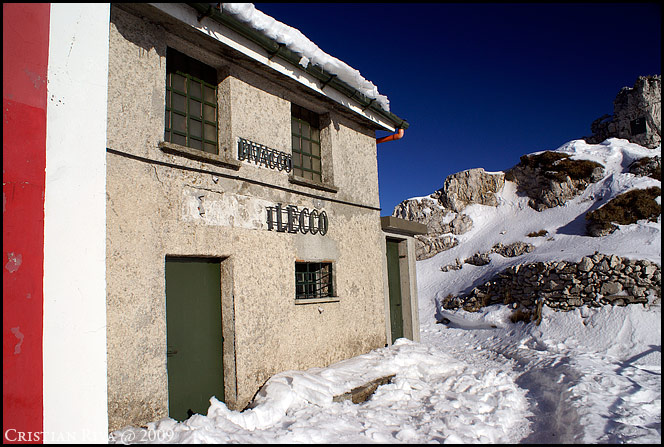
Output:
[
  {"xmin": 386, "ymin": 240, "xmax": 404, "ymax": 343},
  {"xmin": 165, "ymin": 257, "xmax": 224, "ymax": 421}
]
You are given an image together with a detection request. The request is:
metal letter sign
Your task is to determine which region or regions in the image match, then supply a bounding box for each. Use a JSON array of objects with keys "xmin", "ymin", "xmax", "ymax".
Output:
[
  {"xmin": 266, "ymin": 204, "xmax": 328, "ymax": 235},
  {"xmin": 238, "ymin": 137, "xmax": 292, "ymax": 172}
]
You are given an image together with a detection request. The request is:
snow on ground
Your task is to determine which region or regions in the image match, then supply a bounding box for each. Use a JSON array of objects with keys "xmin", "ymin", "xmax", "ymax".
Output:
[{"xmin": 111, "ymin": 139, "xmax": 660, "ymax": 444}]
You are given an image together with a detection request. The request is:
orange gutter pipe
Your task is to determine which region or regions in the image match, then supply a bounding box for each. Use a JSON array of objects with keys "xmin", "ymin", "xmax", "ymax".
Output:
[{"xmin": 376, "ymin": 128, "xmax": 405, "ymax": 144}]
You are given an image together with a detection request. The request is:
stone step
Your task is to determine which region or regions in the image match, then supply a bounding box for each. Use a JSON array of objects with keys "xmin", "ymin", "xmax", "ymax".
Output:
[{"xmin": 332, "ymin": 374, "xmax": 396, "ymax": 404}]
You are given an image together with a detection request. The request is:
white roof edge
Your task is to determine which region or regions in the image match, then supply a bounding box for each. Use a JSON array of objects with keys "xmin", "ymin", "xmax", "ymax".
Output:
[{"xmin": 149, "ymin": 3, "xmax": 397, "ymax": 132}]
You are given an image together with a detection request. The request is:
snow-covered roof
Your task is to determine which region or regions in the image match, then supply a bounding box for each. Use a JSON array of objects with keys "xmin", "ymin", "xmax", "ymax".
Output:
[
  {"xmin": 174, "ymin": 2, "xmax": 408, "ymax": 131},
  {"xmin": 218, "ymin": 3, "xmax": 391, "ymax": 113},
  {"xmin": 148, "ymin": 3, "xmax": 407, "ymax": 131}
]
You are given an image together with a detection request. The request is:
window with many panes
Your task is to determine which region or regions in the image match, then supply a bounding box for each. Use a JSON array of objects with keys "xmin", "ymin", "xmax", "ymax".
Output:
[
  {"xmin": 291, "ymin": 104, "xmax": 322, "ymax": 182},
  {"xmin": 165, "ymin": 48, "xmax": 218, "ymax": 154},
  {"xmin": 295, "ymin": 262, "xmax": 333, "ymax": 300}
]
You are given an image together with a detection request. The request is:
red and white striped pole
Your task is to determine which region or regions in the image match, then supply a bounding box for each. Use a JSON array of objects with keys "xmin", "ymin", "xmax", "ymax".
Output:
[{"xmin": 4, "ymin": 3, "xmax": 110, "ymax": 443}]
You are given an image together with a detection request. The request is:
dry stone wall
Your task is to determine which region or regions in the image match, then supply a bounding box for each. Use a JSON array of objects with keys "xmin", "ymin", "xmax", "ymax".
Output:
[{"xmin": 443, "ymin": 253, "xmax": 661, "ymax": 313}]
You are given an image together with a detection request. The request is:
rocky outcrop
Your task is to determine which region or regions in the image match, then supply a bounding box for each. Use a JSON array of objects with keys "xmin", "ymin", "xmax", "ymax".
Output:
[
  {"xmin": 505, "ymin": 151, "xmax": 605, "ymax": 211},
  {"xmin": 433, "ymin": 168, "xmax": 505, "ymax": 213},
  {"xmin": 392, "ymin": 74, "xmax": 660, "ymax": 261},
  {"xmin": 392, "ymin": 197, "xmax": 447, "ymax": 229},
  {"xmin": 585, "ymin": 75, "xmax": 661, "ymax": 149},
  {"xmin": 585, "ymin": 186, "xmax": 661, "ymax": 237},
  {"xmin": 628, "ymin": 155, "xmax": 661, "ymax": 181},
  {"xmin": 392, "ymin": 197, "xmax": 467, "ymax": 260},
  {"xmin": 442, "ymin": 253, "xmax": 661, "ymax": 314},
  {"xmin": 393, "ymin": 198, "xmax": 472, "ymax": 235},
  {"xmin": 393, "ymin": 168, "xmax": 506, "ymax": 260}
]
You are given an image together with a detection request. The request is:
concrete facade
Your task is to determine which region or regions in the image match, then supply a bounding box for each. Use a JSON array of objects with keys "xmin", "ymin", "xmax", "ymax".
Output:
[{"xmin": 105, "ymin": 4, "xmax": 410, "ymax": 431}]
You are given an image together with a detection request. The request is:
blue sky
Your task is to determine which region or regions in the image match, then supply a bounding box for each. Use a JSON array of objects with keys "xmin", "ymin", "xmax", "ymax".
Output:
[{"xmin": 254, "ymin": 3, "xmax": 661, "ymax": 215}]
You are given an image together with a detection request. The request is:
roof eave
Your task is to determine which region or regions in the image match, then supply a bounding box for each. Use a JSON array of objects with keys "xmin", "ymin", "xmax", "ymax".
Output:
[{"xmin": 186, "ymin": 3, "xmax": 409, "ymax": 132}]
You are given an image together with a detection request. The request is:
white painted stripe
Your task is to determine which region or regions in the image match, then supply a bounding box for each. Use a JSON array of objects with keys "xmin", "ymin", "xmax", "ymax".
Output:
[
  {"xmin": 44, "ymin": 3, "xmax": 110, "ymax": 442},
  {"xmin": 150, "ymin": 3, "xmax": 397, "ymax": 132}
]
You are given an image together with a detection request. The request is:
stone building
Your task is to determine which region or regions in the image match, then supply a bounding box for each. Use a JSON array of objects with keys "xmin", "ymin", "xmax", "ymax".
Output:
[
  {"xmin": 105, "ymin": 3, "xmax": 420, "ymax": 431},
  {"xmin": 3, "ymin": 3, "xmax": 424, "ymax": 438},
  {"xmin": 585, "ymin": 74, "xmax": 661, "ymax": 149}
]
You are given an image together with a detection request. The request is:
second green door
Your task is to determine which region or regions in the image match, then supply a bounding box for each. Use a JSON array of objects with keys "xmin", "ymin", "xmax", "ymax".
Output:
[{"xmin": 386, "ymin": 240, "xmax": 404, "ymax": 344}]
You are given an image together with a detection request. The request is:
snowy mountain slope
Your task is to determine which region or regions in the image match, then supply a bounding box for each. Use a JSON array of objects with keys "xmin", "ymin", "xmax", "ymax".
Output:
[
  {"xmin": 416, "ymin": 138, "xmax": 661, "ymax": 443},
  {"xmin": 416, "ymin": 138, "xmax": 660, "ymax": 316},
  {"xmin": 110, "ymin": 138, "xmax": 660, "ymax": 444}
]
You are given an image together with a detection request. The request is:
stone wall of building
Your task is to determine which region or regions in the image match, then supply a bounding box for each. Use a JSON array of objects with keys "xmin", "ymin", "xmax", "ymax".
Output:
[{"xmin": 106, "ymin": 4, "xmax": 389, "ymax": 431}]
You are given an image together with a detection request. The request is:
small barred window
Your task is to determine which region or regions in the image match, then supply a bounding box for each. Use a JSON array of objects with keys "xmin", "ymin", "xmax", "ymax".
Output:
[{"xmin": 295, "ymin": 262, "xmax": 333, "ymax": 300}]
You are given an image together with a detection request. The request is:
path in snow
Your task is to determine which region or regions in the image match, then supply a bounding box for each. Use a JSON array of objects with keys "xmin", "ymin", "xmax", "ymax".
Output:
[
  {"xmin": 427, "ymin": 301, "xmax": 661, "ymax": 444},
  {"xmin": 505, "ymin": 349, "xmax": 583, "ymax": 443}
]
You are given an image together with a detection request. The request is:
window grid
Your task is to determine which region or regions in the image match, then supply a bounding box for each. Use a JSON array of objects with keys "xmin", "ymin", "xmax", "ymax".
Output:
[
  {"xmin": 165, "ymin": 66, "xmax": 218, "ymax": 154},
  {"xmin": 291, "ymin": 104, "xmax": 322, "ymax": 182},
  {"xmin": 295, "ymin": 262, "xmax": 333, "ymax": 300}
]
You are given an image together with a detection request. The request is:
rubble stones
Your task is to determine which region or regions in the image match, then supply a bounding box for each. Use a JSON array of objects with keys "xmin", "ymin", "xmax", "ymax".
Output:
[
  {"xmin": 491, "ymin": 241, "xmax": 535, "ymax": 258},
  {"xmin": 442, "ymin": 253, "xmax": 660, "ymax": 313},
  {"xmin": 415, "ymin": 234, "xmax": 458, "ymax": 260},
  {"xmin": 440, "ymin": 258, "xmax": 463, "ymax": 272},
  {"xmin": 440, "ymin": 241, "xmax": 535, "ymax": 271},
  {"xmin": 464, "ymin": 252, "xmax": 491, "ymax": 266},
  {"xmin": 600, "ymin": 282, "xmax": 623, "ymax": 295},
  {"xmin": 578, "ymin": 256, "xmax": 594, "ymax": 272}
]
